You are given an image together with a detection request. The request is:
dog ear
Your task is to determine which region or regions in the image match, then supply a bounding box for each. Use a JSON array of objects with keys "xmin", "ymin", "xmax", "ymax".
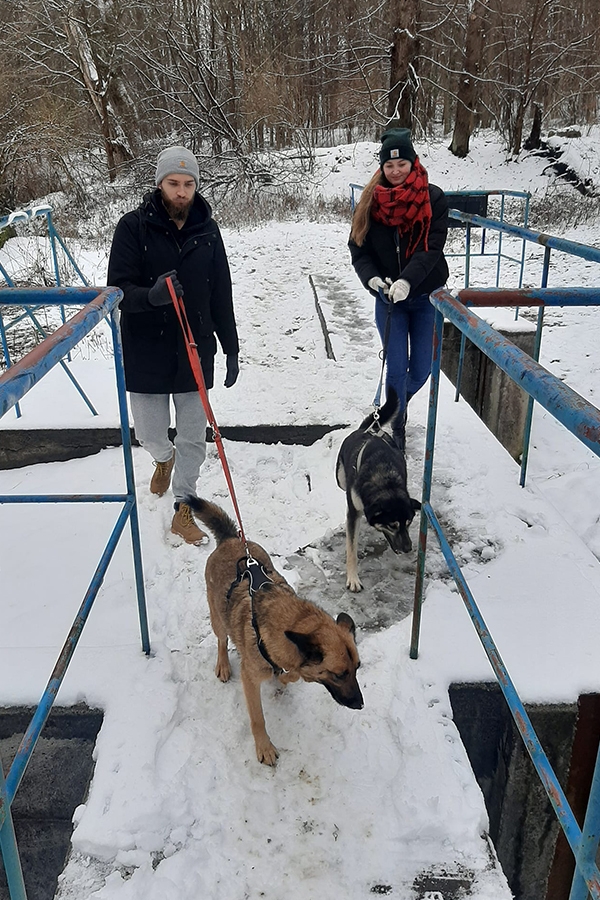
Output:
[
  {"xmin": 284, "ymin": 630, "xmax": 324, "ymax": 664},
  {"xmin": 336, "ymin": 612, "xmax": 356, "ymax": 637},
  {"xmin": 411, "ymin": 497, "xmax": 421, "ymax": 511}
]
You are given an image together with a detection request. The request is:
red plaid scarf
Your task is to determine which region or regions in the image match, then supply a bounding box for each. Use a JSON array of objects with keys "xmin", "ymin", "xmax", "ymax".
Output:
[{"xmin": 370, "ymin": 158, "xmax": 432, "ymax": 256}]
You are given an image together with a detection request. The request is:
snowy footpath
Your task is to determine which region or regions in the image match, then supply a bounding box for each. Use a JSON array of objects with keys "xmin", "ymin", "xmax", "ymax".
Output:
[{"xmin": 2, "ymin": 138, "xmax": 600, "ymax": 899}]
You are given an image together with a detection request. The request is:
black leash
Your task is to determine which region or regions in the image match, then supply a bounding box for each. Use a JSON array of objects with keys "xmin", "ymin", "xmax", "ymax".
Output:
[{"xmin": 373, "ymin": 287, "xmax": 393, "ymax": 411}]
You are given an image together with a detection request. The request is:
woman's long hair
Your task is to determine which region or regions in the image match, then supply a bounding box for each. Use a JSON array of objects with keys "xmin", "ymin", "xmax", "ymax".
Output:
[{"xmin": 350, "ymin": 169, "xmax": 385, "ymax": 247}]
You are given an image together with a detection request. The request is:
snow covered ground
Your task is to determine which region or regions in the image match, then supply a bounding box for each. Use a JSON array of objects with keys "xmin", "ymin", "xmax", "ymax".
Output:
[{"xmin": 1, "ymin": 130, "xmax": 600, "ymax": 899}]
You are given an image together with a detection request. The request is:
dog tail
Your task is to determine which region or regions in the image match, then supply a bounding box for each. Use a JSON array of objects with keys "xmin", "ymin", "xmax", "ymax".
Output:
[
  {"xmin": 358, "ymin": 386, "xmax": 399, "ymax": 430},
  {"xmin": 185, "ymin": 497, "xmax": 239, "ymax": 544}
]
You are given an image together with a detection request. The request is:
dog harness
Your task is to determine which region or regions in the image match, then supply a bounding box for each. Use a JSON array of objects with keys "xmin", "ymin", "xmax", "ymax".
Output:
[
  {"xmin": 227, "ymin": 557, "xmax": 288, "ymax": 676},
  {"xmin": 354, "ymin": 426, "xmax": 396, "ymax": 475}
]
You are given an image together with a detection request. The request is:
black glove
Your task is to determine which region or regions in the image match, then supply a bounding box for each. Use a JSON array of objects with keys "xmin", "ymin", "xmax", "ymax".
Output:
[
  {"xmin": 148, "ymin": 270, "xmax": 183, "ymax": 306},
  {"xmin": 224, "ymin": 354, "xmax": 239, "ymax": 388}
]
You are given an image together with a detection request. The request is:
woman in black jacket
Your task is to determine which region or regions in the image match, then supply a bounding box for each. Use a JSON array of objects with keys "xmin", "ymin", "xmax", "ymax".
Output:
[
  {"xmin": 349, "ymin": 128, "xmax": 449, "ymax": 449},
  {"xmin": 108, "ymin": 146, "xmax": 239, "ymax": 544}
]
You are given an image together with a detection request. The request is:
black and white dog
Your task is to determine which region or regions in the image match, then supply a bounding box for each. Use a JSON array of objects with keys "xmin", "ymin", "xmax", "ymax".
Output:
[{"xmin": 335, "ymin": 388, "xmax": 421, "ymax": 592}]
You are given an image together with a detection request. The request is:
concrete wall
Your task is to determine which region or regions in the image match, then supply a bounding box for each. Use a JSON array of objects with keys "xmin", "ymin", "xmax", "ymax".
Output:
[
  {"xmin": 449, "ymin": 683, "xmax": 589, "ymax": 900},
  {"xmin": 441, "ymin": 322, "xmax": 536, "ymax": 462},
  {"xmin": 0, "ymin": 425, "xmax": 348, "ymax": 470},
  {"xmin": 0, "ymin": 705, "xmax": 103, "ymax": 900}
]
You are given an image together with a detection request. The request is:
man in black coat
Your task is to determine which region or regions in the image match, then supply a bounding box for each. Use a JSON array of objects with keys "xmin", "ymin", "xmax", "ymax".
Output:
[{"xmin": 107, "ymin": 146, "xmax": 239, "ymax": 545}]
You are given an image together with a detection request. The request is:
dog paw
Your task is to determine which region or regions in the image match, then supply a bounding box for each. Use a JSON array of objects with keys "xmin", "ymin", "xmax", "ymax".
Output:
[
  {"xmin": 215, "ymin": 661, "xmax": 231, "ymax": 682},
  {"xmin": 256, "ymin": 740, "xmax": 279, "ymax": 766},
  {"xmin": 347, "ymin": 577, "xmax": 363, "ymax": 592}
]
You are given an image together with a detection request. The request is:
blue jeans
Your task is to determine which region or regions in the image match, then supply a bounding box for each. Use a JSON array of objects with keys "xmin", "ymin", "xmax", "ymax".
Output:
[{"xmin": 375, "ymin": 292, "xmax": 436, "ymax": 412}]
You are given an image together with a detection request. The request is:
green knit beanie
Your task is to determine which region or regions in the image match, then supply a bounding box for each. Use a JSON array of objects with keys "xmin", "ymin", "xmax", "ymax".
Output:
[{"xmin": 378, "ymin": 128, "xmax": 417, "ymax": 167}]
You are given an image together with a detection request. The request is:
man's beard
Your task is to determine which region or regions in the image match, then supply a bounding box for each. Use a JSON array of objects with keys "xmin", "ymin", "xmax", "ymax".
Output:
[{"xmin": 161, "ymin": 194, "xmax": 193, "ymax": 224}]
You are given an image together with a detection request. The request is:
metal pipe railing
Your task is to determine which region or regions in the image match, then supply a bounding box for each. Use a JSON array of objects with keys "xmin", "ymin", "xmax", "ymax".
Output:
[
  {"xmin": 412, "ymin": 288, "xmax": 600, "ymax": 900},
  {"xmin": 0, "ymin": 286, "xmax": 149, "ymax": 900},
  {"xmin": 0, "ymin": 288, "xmax": 115, "ymax": 418}
]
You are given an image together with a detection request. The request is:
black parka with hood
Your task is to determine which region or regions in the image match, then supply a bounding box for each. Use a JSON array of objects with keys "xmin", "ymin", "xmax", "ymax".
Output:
[{"xmin": 107, "ymin": 189, "xmax": 239, "ymax": 393}]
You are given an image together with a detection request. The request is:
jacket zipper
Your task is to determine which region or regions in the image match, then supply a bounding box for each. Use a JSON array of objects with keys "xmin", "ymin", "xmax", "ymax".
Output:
[{"xmin": 395, "ymin": 229, "xmax": 403, "ymax": 276}]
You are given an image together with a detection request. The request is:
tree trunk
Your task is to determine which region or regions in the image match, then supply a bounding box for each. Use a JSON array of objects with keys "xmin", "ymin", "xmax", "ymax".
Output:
[
  {"xmin": 523, "ymin": 103, "xmax": 542, "ymax": 150},
  {"xmin": 387, "ymin": 0, "xmax": 419, "ymax": 127},
  {"xmin": 65, "ymin": 17, "xmax": 133, "ymax": 180},
  {"xmin": 450, "ymin": 1, "xmax": 488, "ymax": 158}
]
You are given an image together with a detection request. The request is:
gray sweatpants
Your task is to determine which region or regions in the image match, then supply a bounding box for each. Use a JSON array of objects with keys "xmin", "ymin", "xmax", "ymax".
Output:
[{"xmin": 129, "ymin": 392, "xmax": 207, "ymax": 503}]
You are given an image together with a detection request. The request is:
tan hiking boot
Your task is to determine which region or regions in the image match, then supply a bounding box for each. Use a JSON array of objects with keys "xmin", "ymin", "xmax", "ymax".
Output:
[
  {"xmin": 150, "ymin": 452, "xmax": 175, "ymax": 496},
  {"xmin": 171, "ymin": 502, "xmax": 208, "ymax": 545}
]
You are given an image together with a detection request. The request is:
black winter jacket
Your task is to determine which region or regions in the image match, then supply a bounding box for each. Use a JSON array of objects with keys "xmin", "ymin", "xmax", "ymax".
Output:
[
  {"xmin": 349, "ymin": 184, "xmax": 449, "ymax": 298},
  {"xmin": 107, "ymin": 189, "xmax": 239, "ymax": 393}
]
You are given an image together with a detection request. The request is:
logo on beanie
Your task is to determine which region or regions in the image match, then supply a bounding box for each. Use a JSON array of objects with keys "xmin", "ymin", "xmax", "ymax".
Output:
[
  {"xmin": 390, "ymin": 149, "xmax": 400, "ymax": 159},
  {"xmin": 179, "ymin": 161, "xmax": 186, "ymax": 168}
]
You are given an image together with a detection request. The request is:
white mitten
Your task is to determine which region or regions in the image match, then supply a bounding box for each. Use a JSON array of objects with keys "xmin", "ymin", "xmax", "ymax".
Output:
[
  {"xmin": 388, "ymin": 278, "xmax": 411, "ymax": 303},
  {"xmin": 367, "ymin": 276, "xmax": 389, "ymax": 295}
]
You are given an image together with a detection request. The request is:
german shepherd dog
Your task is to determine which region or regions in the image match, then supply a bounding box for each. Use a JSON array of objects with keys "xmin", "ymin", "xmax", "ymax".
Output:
[
  {"xmin": 186, "ymin": 497, "xmax": 363, "ymax": 766},
  {"xmin": 336, "ymin": 388, "xmax": 421, "ymax": 593}
]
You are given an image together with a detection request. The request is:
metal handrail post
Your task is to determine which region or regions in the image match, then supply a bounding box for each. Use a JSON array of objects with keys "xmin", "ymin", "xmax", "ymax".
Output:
[
  {"xmin": 0, "ymin": 303, "xmax": 21, "ymax": 418},
  {"xmin": 465, "ymin": 222, "xmax": 472, "ymax": 287},
  {"xmin": 45, "ymin": 210, "xmax": 70, "ymax": 359},
  {"xmin": 48, "ymin": 220, "xmax": 89, "ymax": 287},
  {"xmin": 410, "ymin": 306, "xmax": 444, "ymax": 659},
  {"xmin": 519, "ymin": 247, "xmax": 551, "ymax": 486},
  {"xmin": 517, "ymin": 195, "xmax": 531, "ymax": 289},
  {"xmin": 45, "ymin": 211, "xmax": 62, "ymax": 289},
  {"xmin": 455, "ymin": 220, "xmax": 473, "ymax": 403},
  {"xmin": 109, "ymin": 308, "xmax": 150, "ymax": 655},
  {"xmin": 455, "ymin": 332, "xmax": 467, "ymax": 403},
  {"xmin": 0, "ymin": 759, "xmax": 27, "ymax": 900},
  {"xmin": 496, "ymin": 195, "xmax": 506, "ymax": 286}
]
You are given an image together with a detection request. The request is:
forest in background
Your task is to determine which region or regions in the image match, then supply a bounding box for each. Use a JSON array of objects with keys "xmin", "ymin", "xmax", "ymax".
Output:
[{"xmin": 1, "ymin": 0, "xmax": 599, "ymax": 213}]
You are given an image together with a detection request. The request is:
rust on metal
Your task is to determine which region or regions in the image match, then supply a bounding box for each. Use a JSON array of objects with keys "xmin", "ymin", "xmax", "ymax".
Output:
[
  {"xmin": 459, "ymin": 288, "xmax": 544, "ymax": 307},
  {"xmin": 0, "ymin": 292, "xmax": 110, "ymax": 387}
]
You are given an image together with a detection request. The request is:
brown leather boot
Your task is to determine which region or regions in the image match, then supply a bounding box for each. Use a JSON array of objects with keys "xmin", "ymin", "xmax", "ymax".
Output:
[
  {"xmin": 150, "ymin": 452, "xmax": 175, "ymax": 496},
  {"xmin": 171, "ymin": 502, "xmax": 208, "ymax": 545}
]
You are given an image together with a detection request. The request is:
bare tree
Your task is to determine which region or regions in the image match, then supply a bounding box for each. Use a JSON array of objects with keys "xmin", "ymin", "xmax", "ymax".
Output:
[
  {"xmin": 486, "ymin": 0, "xmax": 599, "ymax": 155},
  {"xmin": 1, "ymin": 0, "xmax": 600, "ymax": 200},
  {"xmin": 11, "ymin": 0, "xmax": 142, "ymax": 179},
  {"xmin": 449, "ymin": 0, "xmax": 490, "ymax": 157},
  {"xmin": 387, "ymin": 0, "xmax": 421, "ymax": 126}
]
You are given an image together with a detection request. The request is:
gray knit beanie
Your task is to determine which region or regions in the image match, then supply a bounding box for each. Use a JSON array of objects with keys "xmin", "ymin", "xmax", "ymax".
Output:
[
  {"xmin": 379, "ymin": 128, "xmax": 417, "ymax": 167},
  {"xmin": 155, "ymin": 146, "xmax": 199, "ymax": 187}
]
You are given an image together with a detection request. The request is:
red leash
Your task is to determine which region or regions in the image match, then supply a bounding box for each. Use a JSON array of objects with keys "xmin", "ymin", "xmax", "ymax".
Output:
[{"xmin": 166, "ymin": 276, "xmax": 248, "ymax": 547}]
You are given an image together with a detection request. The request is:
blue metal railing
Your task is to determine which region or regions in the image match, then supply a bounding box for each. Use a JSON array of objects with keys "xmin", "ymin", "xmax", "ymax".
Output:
[
  {"xmin": 412, "ymin": 287, "xmax": 600, "ymax": 900},
  {"xmin": 446, "ymin": 191, "xmax": 530, "ymax": 288},
  {"xmin": 0, "ymin": 286, "xmax": 149, "ymax": 900},
  {"xmin": 0, "ymin": 206, "xmax": 92, "ymax": 418},
  {"xmin": 452, "ymin": 221, "xmax": 600, "ymax": 484}
]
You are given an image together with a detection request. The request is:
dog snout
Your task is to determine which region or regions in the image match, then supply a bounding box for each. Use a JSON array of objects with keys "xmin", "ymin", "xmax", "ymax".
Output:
[
  {"xmin": 346, "ymin": 688, "xmax": 364, "ymax": 710},
  {"xmin": 384, "ymin": 529, "xmax": 412, "ymax": 554},
  {"xmin": 324, "ymin": 679, "xmax": 364, "ymax": 710}
]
